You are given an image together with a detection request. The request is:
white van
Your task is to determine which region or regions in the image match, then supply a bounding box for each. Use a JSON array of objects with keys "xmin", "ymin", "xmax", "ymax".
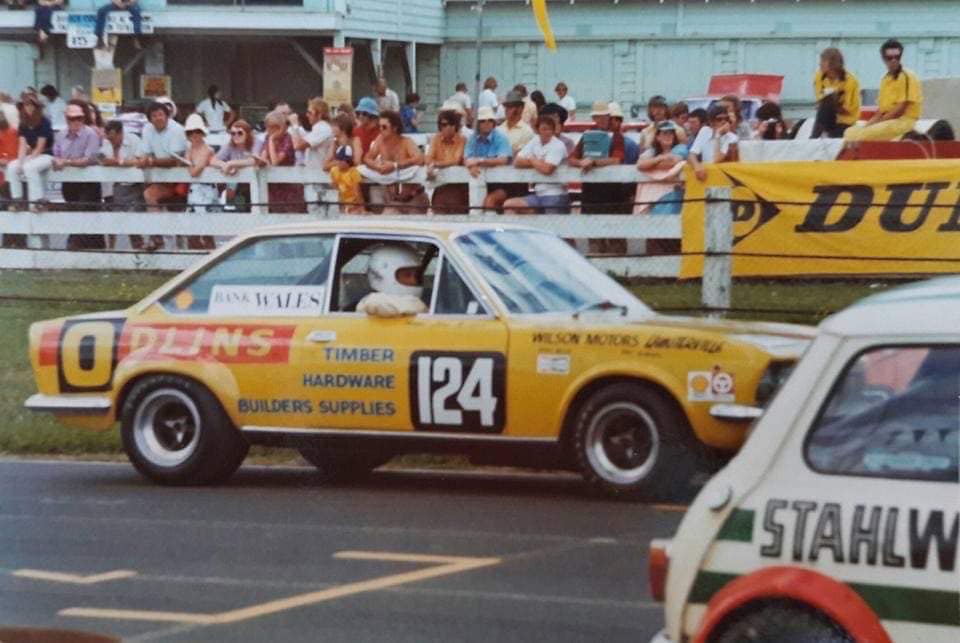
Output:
[{"xmin": 649, "ymin": 277, "xmax": 960, "ymax": 642}]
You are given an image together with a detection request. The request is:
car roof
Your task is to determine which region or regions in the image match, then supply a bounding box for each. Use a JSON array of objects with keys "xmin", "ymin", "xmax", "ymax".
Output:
[
  {"xmin": 821, "ymin": 276, "xmax": 960, "ymax": 337},
  {"xmin": 242, "ymin": 220, "xmax": 541, "ymax": 240}
]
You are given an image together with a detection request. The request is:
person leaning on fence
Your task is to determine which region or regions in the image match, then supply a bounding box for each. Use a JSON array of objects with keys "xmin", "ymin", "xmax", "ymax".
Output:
[
  {"xmin": 362, "ymin": 110, "xmax": 427, "ymax": 215},
  {"xmin": 54, "ymin": 103, "xmax": 104, "ymax": 249},
  {"xmin": 323, "ymin": 113, "xmax": 364, "ymax": 215},
  {"xmin": 844, "ymin": 39, "xmax": 922, "ymax": 143},
  {"xmin": 464, "ymin": 106, "xmax": 513, "ymax": 214},
  {"xmin": 498, "ymin": 91, "xmax": 535, "ymax": 156},
  {"xmin": 635, "ymin": 121, "xmax": 688, "ymax": 215},
  {"xmin": 689, "ymin": 104, "xmax": 739, "ymax": 182},
  {"xmin": 641, "ymin": 95, "xmax": 686, "ymax": 150},
  {"xmin": 99, "ymin": 120, "xmax": 142, "ymax": 249},
  {"xmin": 504, "ymin": 116, "xmax": 569, "ymax": 216},
  {"xmin": 812, "ymin": 47, "xmax": 861, "ymax": 139},
  {"xmin": 7, "ymin": 93, "xmax": 54, "ymax": 212},
  {"xmin": 539, "ymin": 103, "xmax": 575, "ymax": 155},
  {"xmin": 290, "ymin": 97, "xmax": 334, "ymax": 214},
  {"xmin": 426, "ymin": 109, "xmax": 468, "ymax": 214},
  {"xmin": 136, "ymin": 101, "xmax": 187, "ymax": 251},
  {"xmin": 95, "ymin": 0, "xmax": 143, "ymax": 50},
  {"xmin": 259, "ymin": 110, "xmax": 305, "ymax": 214},
  {"xmin": 686, "ymin": 108, "xmax": 708, "ymax": 141},
  {"xmin": 210, "ymin": 119, "xmax": 261, "ymax": 210},
  {"xmin": 568, "ymin": 100, "xmax": 626, "ymax": 214},
  {"xmin": 354, "ymin": 97, "xmax": 381, "ymax": 158}
]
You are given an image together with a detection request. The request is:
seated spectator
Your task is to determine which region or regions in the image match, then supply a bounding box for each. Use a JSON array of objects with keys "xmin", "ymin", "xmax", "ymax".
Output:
[
  {"xmin": 568, "ymin": 100, "xmax": 628, "ymax": 214},
  {"xmin": 400, "ymin": 93, "xmax": 420, "ymax": 133},
  {"xmin": 498, "ymin": 90, "xmax": 535, "ymax": 155},
  {"xmin": 53, "ymin": 103, "xmax": 103, "ymax": 248},
  {"xmin": 99, "ymin": 119, "xmax": 143, "ymax": 249},
  {"xmin": 210, "ymin": 118, "xmax": 260, "ymax": 210},
  {"xmin": 259, "ymin": 110, "xmax": 305, "ymax": 213},
  {"xmin": 539, "ymin": 103, "xmax": 575, "ymax": 154},
  {"xmin": 137, "ymin": 100, "xmax": 187, "ymax": 250},
  {"xmin": 447, "ymin": 82, "xmax": 473, "ymax": 127},
  {"xmin": 686, "ymin": 108, "xmax": 708, "ymax": 140},
  {"xmin": 96, "ymin": 0, "xmax": 142, "ymax": 50},
  {"xmin": 504, "ymin": 116, "xmax": 569, "ymax": 215},
  {"xmin": 290, "ymin": 97, "xmax": 334, "ymax": 214},
  {"xmin": 812, "ymin": 47, "xmax": 860, "ymax": 139},
  {"xmin": 635, "ymin": 121, "xmax": 688, "ymax": 215},
  {"xmin": 34, "ymin": 1, "xmax": 63, "ymax": 51},
  {"xmin": 689, "ymin": 104, "xmax": 739, "ymax": 182},
  {"xmin": 0, "ymin": 92, "xmax": 19, "ymax": 131},
  {"xmin": 464, "ymin": 106, "xmax": 513, "ymax": 213},
  {"xmin": 7, "ymin": 93, "xmax": 54, "ymax": 212},
  {"xmin": 426, "ymin": 109, "xmax": 467, "ymax": 214},
  {"xmin": 40, "ymin": 85, "xmax": 66, "ymax": 132},
  {"xmin": 362, "ymin": 110, "xmax": 426, "ymax": 214},
  {"xmin": 844, "ymin": 39, "xmax": 922, "ymax": 143},
  {"xmin": 194, "ymin": 85, "xmax": 233, "ymax": 134},
  {"xmin": 323, "ymin": 113, "xmax": 364, "ymax": 214},
  {"xmin": 753, "ymin": 102, "xmax": 789, "ymax": 140},
  {"xmin": 0, "ymin": 109, "xmax": 21, "ymax": 245}
]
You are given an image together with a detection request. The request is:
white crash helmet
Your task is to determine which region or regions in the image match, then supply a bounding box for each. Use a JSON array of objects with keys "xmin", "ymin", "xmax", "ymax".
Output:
[{"xmin": 366, "ymin": 244, "xmax": 423, "ymax": 297}]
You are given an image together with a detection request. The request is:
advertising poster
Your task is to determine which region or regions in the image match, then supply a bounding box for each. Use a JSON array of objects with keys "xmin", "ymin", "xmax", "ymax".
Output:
[{"xmin": 323, "ymin": 47, "xmax": 353, "ymax": 106}]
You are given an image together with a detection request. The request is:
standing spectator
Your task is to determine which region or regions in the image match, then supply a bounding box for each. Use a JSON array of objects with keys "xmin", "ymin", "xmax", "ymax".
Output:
[
  {"xmin": 504, "ymin": 116, "xmax": 569, "ymax": 215},
  {"xmin": 498, "ymin": 90, "xmax": 534, "ymax": 155},
  {"xmin": 211, "ymin": 119, "xmax": 260, "ymax": 210},
  {"xmin": 447, "ymin": 82, "xmax": 473, "ymax": 126},
  {"xmin": 568, "ymin": 100, "xmax": 627, "ymax": 214},
  {"xmin": 0, "ymin": 92, "xmax": 19, "ymax": 131},
  {"xmin": 182, "ymin": 114, "xmax": 217, "ymax": 249},
  {"xmin": 670, "ymin": 101, "xmax": 690, "ymax": 132},
  {"xmin": 95, "ymin": 0, "xmax": 143, "ymax": 50},
  {"xmin": 99, "ymin": 119, "xmax": 142, "ymax": 249},
  {"xmin": 530, "ymin": 90, "xmax": 546, "ymax": 115},
  {"xmin": 363, "ymin": 110, "xmax": 426, "ymax": 214},
  {"xmin": 426, "ymin": 109, "xmax": 467, "ymax": 214},
  {"xmin": 720, "ymin": 95, "xmax": 753, "ymax": 140},
  {"xmin": 439, "ymin": 99, "xmax": 473, "ymax": 138},
  {"xmin": 641, "ymin": 95, "xmax": 686, "ymax": 149},
  {"xmin": 195, "ymin": 85, "xmax": 233, "ymax": 134},
  {"xmin": 259, "ymin": 110, "xmax": 305, "ymax": 213},
  {"xmin": 478, "ymin": 77, "xmax": 499, "ymax": 111},
  {"xmin": 812, "ymin": 48, "xmax": 860, "ymax": 139},
  {"xmin": 400, "ymin": 93, "xmax": 420, "ymax": 133},
  {"xmin": 635, "ymin": 121, "xmax": 688, "ymax": 215},
  {"xmin": 40, "ymin": 85, "xmax": 66, "ymax": 132},
  {"xmin": 337, "ymin": 102, "xmax": 356, "ymax": 120},
  {"xmin": 845, "ymin": 40, "xmax": 921, "ymax": 142},
  {"xmin": 464, "ymin": 106, "xmax": 513, "ymax": 213},
  {"xmin": 33, "ymin": 1, "xmax": 63, "ymax": 50},
  {"xmin": 290, "ymin": 97, "xmax": 333, "ymax": 213},
  {"xmin": 374, "ymin": 78, "xmax": 400, "ymax": 114},
  {"xmin": 511, "ymin": 84, "xmax": 537, "ymax": 126},
  {"xmin": 539, "ymin": 103, "xmax": 575, "ymax": 154},
  {"xmin": 53, "ymin": 103, "xmax": 103, "ymax": 249},
  {"xmin": 7, "ymin": 94, "xmax": 54, "ymax": 212},
  {"xmin": 686, "ymin": 108, "xmax": 708, "ymax": 140},
  {"xmin": 70, "ymin": 86, "xmax": 88, "ymax": 103},
  {"xmin": 323, "ymin": 113, "xmax": 364, "ymax": 214},
  {"xmin": 689, "ymin": 104, "xmax": 739, "ymax": 181},
  {"xmin": 354, "ymin": 97, "xmax": 381, "ymax": 157},
  {"xmin": 609, "ymin": 102, "xmax": 639, "ymax": 164},
  {"xmin": 754, "ymin": 102, "xmax": 789, "ymax": 140},
  {"xmin": 554, "ymin": 82, "xmax": 577, "ymax": 121},
  {"xmin": 137, "ymin": 101, "xmax": 187, "ymax": 250}
]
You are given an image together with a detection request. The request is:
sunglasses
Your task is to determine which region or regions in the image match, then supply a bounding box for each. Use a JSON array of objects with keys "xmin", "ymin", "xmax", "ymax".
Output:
[
  {"xmin": 884, "ymin": 54, "xmax": 902, "ymax": 61},
  {"xmin": 478, "ymin": 119, "xmax": 495, "ymax": 124},
  {"xmin": 230, "ymin": 130, "xmax": 245, "ymax": 136},
  {"xmin": 66, "ymin": 116, "xmax": 84, "ymax": 122},
  {"xmin": 713, "ymin": 115, "xmax": 730, "ymax": 122}
]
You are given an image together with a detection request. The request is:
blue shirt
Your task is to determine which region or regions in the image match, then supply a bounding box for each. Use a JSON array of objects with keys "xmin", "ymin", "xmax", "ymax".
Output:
[
  {"xmin": 622, "ymin": 136, "xmax": 640, "ymax": 165},
  {"xmin": 465, "ymin": 128, "xmax": 512, "ymax": 160},
  {"xmin": 400, "ymin": 105, "xmax": 418, "ymax": 133}
]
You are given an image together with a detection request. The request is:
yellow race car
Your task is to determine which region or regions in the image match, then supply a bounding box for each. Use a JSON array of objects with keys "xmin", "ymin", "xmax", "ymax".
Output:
[{"xmin": 25, "ymin": 222, "xmax": 814, "ymax": 498}]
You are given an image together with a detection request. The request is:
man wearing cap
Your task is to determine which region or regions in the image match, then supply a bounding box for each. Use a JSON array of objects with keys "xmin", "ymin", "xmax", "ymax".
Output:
[
  {"xmin": 465, "ymin": 106, "xmax": 515, "ymax": 213},
  {"xmin": 568, "ymin": 99, "xmax": 628, "ymax": 214},
  {"xmin": 355, "ymin": 96, "xmax": 381, "ymax": 158},
  {"xmin": 497, "ymin": 90, "xmax": 534, "ymax": 156},
  {"xmin": 53, "ymin": 103, "xmax": 104, "ymax": 249}
]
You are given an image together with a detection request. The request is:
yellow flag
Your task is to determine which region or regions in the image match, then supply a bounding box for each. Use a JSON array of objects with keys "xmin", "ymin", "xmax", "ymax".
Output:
[{"xmin": 532, "ymin": 0, "xmax": 557, "ymax": 51}]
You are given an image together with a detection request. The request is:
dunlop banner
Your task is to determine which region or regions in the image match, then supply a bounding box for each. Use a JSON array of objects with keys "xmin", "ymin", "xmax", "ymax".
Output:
[{"xmin": 680, "ymin": 160, "xmax": 960, "ymax": 278}]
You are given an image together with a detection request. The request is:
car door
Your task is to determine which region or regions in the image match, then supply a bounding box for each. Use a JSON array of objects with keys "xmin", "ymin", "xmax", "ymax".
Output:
[{"xmin": 284, "ymin": 233, "xmax": 509, "ymax": 433}]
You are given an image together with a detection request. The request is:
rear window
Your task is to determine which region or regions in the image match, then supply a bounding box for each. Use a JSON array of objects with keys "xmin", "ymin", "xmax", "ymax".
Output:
[{"xmin": 805, "ymin": 346, "xmax": 960, "ymax": 483}]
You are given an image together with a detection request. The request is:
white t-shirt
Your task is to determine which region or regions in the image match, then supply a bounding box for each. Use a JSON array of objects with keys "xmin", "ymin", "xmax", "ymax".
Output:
[
  {"xmin": 517, "ymin": 135, "xmax": 568, "ymax": 197},
  {"xmin": 300, "ymin": 120, "xmax": 334, "ymax": 169},
  {"xmin": 449, "ymin": 91, "xmax": 472, "ymax": 112},
  {"xmin": 690, "ymin": 126, "xmax": 738, "ymax": 164},
  {"xmin": 195, "ymin": 98, "xmax": 232, "ymax": 133},
  {"xmin": 558, "ymin": 95, "xmax": 576, "ymax": 115},
  {"xmin": 140, "ymin": 120, "xmax": 187, "ymax": 159},
  {"xmin": 46, "ymin": 97, "xmax": 67, "ymax": 131},
  {"xmin": 478, "ymin": 88, "xmax": 498, "ymax": 110}
]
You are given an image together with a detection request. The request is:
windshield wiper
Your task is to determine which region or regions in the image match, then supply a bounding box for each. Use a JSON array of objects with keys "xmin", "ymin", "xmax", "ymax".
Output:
[{"xmin": 572, "ymin": 300, "xmax": 629, "ymax": 319}]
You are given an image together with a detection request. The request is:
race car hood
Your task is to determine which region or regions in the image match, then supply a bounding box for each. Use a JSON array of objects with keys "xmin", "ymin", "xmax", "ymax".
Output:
[{"xmin": 645, "ymin": 315, "xmax": 816, "ymax": 359}]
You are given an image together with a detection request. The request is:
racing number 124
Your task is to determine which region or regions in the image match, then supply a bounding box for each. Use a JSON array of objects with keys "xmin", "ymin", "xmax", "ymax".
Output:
[{"xmin": 412, "ymin": 352, "xmax": 506, "ymax": 432}]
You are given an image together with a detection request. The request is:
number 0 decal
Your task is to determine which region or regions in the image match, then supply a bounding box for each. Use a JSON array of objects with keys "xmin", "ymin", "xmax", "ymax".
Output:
[
  {"xmin": 410, "ymin": 351, "xmax": 506, "ymax": 433},
  {"xmin": 57, "ymin": 319, "xmax": 125, "ymax": 393}
]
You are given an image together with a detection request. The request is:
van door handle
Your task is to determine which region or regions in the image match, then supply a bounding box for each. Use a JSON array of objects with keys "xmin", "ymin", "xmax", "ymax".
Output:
[{"xmin": 307, "ymin": 330, "xmax": 337, "ymax": 343}]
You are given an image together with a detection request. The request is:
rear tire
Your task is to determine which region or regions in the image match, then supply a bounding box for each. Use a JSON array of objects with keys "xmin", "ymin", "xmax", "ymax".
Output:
[
  {"xmin": 298, "ymin": 444, "xmax": 392, "ymax": 481},
  {"xmin": 572, "ymin": 382, "xmax": 700, "ymax": 501},
  {"xmin": 709, "ymin": 599, "xmax": 853, "ymax": 643},
  {"xmin": 120, "ymin": 375, "xmax": 248, "ymax": 486}
]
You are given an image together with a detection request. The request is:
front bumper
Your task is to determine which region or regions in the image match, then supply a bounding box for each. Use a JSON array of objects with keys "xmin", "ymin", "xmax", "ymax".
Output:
[{"xmin": 24, "ymin": 394, "xmax": 112, "ymax": 415}]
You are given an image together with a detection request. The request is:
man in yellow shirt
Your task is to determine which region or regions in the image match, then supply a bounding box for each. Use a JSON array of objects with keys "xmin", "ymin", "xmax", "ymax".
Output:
[
  {"xmin": 812, "ymin": 47, "xmax": 861, "ymax": 138},
  {"xmin": 844, "ymin": 39, "xmax": 922, "ymax": 142}
]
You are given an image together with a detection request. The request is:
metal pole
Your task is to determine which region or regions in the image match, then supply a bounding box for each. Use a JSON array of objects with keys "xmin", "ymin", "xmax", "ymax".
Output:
[
  {"xmin": 474, "ymin": 0, "xmax": 485, "ymax": 102},
  {"xmin": 702, "ymin": 186, "xmax": 733, "ymax": 316}
]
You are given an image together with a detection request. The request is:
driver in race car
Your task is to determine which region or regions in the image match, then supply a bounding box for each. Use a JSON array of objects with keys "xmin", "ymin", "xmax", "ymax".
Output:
[{"xmin": 357, "ymin": 244, "xmax": 428, "ymax": 317}]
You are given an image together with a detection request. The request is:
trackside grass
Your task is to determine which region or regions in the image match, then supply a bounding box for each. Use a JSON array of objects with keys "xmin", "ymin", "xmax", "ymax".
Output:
[{"xmin": 0, "ymin": 270, "xmax": 900, "ymax": 455}]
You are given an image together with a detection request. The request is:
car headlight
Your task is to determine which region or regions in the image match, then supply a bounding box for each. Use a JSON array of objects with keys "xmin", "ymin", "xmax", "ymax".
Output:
[{"xmin": 755, "ymin": 360, "xmax": 795, "ymax": 407}]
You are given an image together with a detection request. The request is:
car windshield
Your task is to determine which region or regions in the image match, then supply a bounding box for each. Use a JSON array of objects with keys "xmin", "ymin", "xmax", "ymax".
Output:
[{"xmin": 455, "ymin": 229, "xmax": 650, "ymax": 316}]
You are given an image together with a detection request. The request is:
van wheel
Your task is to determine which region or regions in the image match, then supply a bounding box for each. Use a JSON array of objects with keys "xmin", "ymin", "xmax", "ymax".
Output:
[
  {"xmin": 572, "ymin": 382, "xmax": 698, "ymax": 501},
  {"xmin": 298, "ymin": 444, "xmax": 392, "ymax": 481},
  {"xmin": 710, "ymin": 600, "xmax": 853, "ymax": 643},
  {"xmin": 121, "ymin": 375, "xmax": 248, "ymax": 486}
]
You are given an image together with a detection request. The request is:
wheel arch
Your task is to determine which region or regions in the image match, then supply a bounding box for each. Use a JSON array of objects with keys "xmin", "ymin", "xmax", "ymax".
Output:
[
  {"xmin": 692, "ymin": 566, "xmax": 891, "ymax": 643},
  {"xmin": 115, "ymin": 369, "xmax": 239, "ymax": 431}
]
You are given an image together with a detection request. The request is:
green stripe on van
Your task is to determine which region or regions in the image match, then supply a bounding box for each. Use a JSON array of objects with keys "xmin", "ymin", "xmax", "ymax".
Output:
[
  {"xmin": 716, "ymin": 509, "xmax": 754, "ymax": 543},
  {"xmin": 688, "ymin": 570, "xmax": 960, "ymax": 627}
]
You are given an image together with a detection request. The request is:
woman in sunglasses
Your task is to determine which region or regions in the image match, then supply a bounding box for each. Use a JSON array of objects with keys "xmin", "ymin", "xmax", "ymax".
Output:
[
  {"xmin": 211, "ymin": 119, "xmax": 261, "ymax": 210},
  {"xmin": 688, "ymin": 104, "xmax": 739, "ymax": 182},
  {"xmin": 426, "ymin": 109, "xmax": 467, "ymax": 214}
]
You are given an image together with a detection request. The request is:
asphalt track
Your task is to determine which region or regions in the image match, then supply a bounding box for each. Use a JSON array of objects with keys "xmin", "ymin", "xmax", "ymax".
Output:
[{"xmin": 0, "ymin": 459, "xmax": 683, "ymax": 642}]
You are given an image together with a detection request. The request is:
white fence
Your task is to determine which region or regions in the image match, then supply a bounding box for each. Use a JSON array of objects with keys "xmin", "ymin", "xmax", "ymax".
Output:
[{"xmin": 0, "ymin": 165, "xmax": 684, "ymax": 276}]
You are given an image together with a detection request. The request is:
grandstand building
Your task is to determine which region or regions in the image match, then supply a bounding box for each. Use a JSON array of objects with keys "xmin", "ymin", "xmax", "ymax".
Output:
[{"xmin": 0, "ymin": 0, "xmax": 958, "ymax": 119}]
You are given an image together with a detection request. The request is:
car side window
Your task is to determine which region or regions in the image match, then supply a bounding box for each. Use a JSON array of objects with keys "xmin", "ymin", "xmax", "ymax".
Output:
[
  {"xmin": 330, "ymin": 238, "xmax": 438, "ymax": 313},
  {"xmin": 805, "ymin": 346, "xmax": 960, "ymax": 483},
  {"xmin": 434, "ymin": 258, "xmax": 484, "ymax": 316},
  {"xmin": 159, "ymin": 235, "xmax": 334, "ymax": 315}
]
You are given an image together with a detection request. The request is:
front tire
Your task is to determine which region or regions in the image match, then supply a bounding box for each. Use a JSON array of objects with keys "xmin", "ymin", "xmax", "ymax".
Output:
[
  {"xmin": 572, "ymin": 382, "xmax": 698, "ymax": 500},
  {"xmin": 121, "ymin": 375, "xmax": 248, "ymax": 485},
  {"xmin": 709, "ymin": 599, "xmax": 853, "ymax": 643}
]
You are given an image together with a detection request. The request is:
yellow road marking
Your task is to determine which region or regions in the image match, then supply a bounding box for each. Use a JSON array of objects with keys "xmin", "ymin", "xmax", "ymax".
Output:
[
  {"xmin": 59, "ymin": 551, "xmax": 500, "ymax": 626},
  {"xmin": 13, "ymin": 569, "xmax": 137, "ymax": 585}
]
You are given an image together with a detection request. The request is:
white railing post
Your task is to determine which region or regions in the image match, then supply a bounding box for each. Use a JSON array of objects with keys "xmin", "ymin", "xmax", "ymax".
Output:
[
  {"xmin": 468, "ymin": 172, "xmax": 488, "ymax": 214},
  {"xmin": 251, "ymin": 168, "xmax": 269, "ymax": 215},
  {"xmin": 702, "ymin": 186, "xmax": 733, "ymax": 315}
]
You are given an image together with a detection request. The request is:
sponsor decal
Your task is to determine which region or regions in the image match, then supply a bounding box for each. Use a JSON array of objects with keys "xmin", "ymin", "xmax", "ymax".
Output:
[
  {"xmin": 239, "ymin": 399, "xmax": 314, "ymax": 414},
  {"xmin": 323, "ymin": 347, "xmax": 395, "ymax": 363},
  {"xmin": 119, "ymin": 323, "xmax": 295, "ymax": 364},
  {"xmin": 536, "ymin": 354, "xmax": 571, "ymax": 375},
  {"xmin": 531, "ymin": 331, "xmax": 581, "ymax": 345},
  {"xmin": 237, "ymin": 398, "xmax": 396, "ymax": 417},
  {"xmin": 410, "ymin": 351, "xmax": 506, "ymax": 433},
  {"xmin": 208, "ymin": 285, "xmax": 326, "ymax": 317},
  {"xmin": 645, "ymin": 334, "xmax": 724, "ymax": 354},
  {"xmin": 687, "ymin": 366, "xmax": 735, "ymax": 402},
  {"xmin": 302, "ymin": 373, "xmax": 396, "ymax": 389},
  {"xmin": 57, "ymin": 319, "xmax": 126, "ymax": 393},
  {"xmin": 174, "ymin": 289, "xmax": 194, "ymax": 311},
  {"xmin": 317, "ymin": 400, "xmax": 396, "ymax": 416}
]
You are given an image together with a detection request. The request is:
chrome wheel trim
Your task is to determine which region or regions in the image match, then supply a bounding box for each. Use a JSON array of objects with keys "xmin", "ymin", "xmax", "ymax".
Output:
[
  {"xmin": 132, "ymin": 388, "xmax": 201, "ymax": 468},
  {"xmin": 584, "ymin": 401, "xmax": 660, "ymax": 485}
]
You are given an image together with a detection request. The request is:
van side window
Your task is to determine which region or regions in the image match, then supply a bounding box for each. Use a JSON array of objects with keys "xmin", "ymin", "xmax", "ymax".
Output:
[{"xmin": 805, "ymin": 346, "xmax": 960, "ymax": 483}]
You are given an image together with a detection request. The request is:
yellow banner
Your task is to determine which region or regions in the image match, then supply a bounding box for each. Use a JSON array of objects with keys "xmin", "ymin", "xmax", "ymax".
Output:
[
  {"xmin": 680, "ymin": 160, "xmax": 960, "ymax": 278},
  {"xmin": 532, "ymin": 0, "xmax": 557, "ymax": 51}
]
